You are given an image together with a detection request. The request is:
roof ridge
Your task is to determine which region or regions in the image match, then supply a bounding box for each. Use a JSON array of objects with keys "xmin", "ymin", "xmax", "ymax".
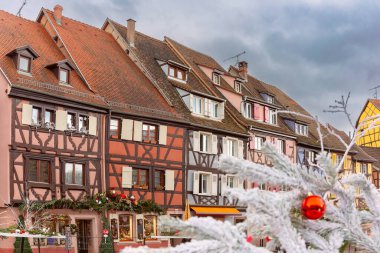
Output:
[
  {"xmin": 0, "ymin": 9, "xmax": 38, "ymax": 24},
  {"xmin": 109, "ymin": 18, "xmax": 166, "ymax": 45},
  {"xmin": 165, "ymin": 36, "xmax": 225, "ymax": 69},
  {"xmin": 44, "ymin": 8, "xmax": 104, "ymax": 33}
]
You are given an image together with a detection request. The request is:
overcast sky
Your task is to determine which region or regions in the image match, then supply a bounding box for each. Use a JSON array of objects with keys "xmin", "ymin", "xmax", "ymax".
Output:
[{"xmin": 2, "ymin": 0, "xmax": 379, "ymax": 133}]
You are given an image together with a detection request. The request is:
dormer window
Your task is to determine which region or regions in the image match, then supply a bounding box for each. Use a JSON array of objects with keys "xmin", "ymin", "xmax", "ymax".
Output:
[
  {"xmin": 46, "ymin": 60, "xmax": 75, "ymax": 86},
  {"xmin": 19, "ymin": 56, "xmax": 31, "ymax": 73},
  {"xmin": 234, "ymin": 81, "xmax": 242, "ymax": 93},
  {"xmin": 212, "ymin": 72, "xmax": 220, "ymax": 85},
  {"xmin": 260, "ymin": 93, "xmax": 274, "ymax": 104},
  {"xmin": 7, "ymin": 45, "xmax": 39, "ymax": 75},
  {"xmin": 168, "ymin": 65, "xmax": 186, "ymax": 81},
  {"xmin": 269, "ymin": 109, "xmax": 277, "ymax": 125},
  {"xmin": 159, "ymin": 60, "xmax": 189, "ymax": 82},
  {"xmin": 59, "ymin": 68, "xmax": 69, "ymax": 84},
  {"xmin": 295, "ymin": 123, "xmax": 308, "ymax": 136}
]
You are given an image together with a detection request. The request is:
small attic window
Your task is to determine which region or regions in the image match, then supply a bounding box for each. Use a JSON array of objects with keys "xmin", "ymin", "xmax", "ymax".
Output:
[
  {"xmin": 234, "ymin": 81, "xmax": 242, "ymax": 93},
  {"xmin": 159, "ymin": 60, "xmax": 189, "ymax": 82},
  {"xmin": 46, "ymin": 60, "xmax": 75, "ymax": 85},
  {"xmin": 212, "ymin": 72, "xmax": 220, "ymax": 85},
  {"xmin": 6, "ymin": 45, "xmax": 39, "ymax": 75},
  {"xmin": 260, "ymin": 93, "xmax": 274, "ymax": 104}
]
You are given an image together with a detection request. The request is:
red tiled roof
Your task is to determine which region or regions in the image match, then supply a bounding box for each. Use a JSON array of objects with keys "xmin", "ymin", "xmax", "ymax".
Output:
[
  {"xmin": 0, "ymin": 10, "xmax": 106, "ymax": 107},
  {"xmin": 42, "ymin": 9, "xmax": 182, "ymax": 121}
]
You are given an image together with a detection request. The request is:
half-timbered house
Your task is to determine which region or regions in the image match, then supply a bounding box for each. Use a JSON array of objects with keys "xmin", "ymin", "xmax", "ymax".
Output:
[
  {"xmin": 0, "ymin": 9, "xmax": 108, "ymax": 253},
  {"xmin": 102, "ymin": 19, "xmax": 249, "ymax": 225},
  {"xmin": 36, "ymin": 6, "xmax": 189, "ymax": 249}
]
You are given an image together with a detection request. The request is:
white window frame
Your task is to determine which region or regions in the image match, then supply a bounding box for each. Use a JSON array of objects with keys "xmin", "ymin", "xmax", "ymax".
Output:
[
  {"xmin": 226, "ymin": 138, "xmax": 238, "ymax": 157},
  {"xmin": 234, "ymin": 81, "xmax": 242, "ymax": 93},
  {"xmin": 243, "ymin": 103, "xmax": 252, "ymax": 119},
  {"xmin": 266, "ymin": 95, "xmax": 274, "ymax": 104},
  {"xmin": 295, "ymin": 123, "xmax": 308, "ymax": 136},
  {"xmin": 277, "ymin": 139, "xmax": 286, "ymax": 154},
  {"xmin": 269, "ymin": 109, "xmax": 277, "ymax": 125},
  {"xmin": 199, "ymin": 132, "xmax": 212, "ymax": 153},
  {"xmin": 198, "ymin": 172, "xmax": 212, "ymax": 195},
  {"xmin": 193, "ymin": 95, "xmax": 203, "ymax": 115},
  {"xmin": 360, "ymin": 163, "xmax": 368, "ymax": 175},
  {"xmin": 226, "ymin": 175, "xmax": 236, "ymax": 188},
  {"xmin": 209, "ymin": 101, "xmax": 219, "ymax": 118},
  {"xmin": 212, "ymin": 72, "xmax": 220, "ymax": 85},
  {"xmin": 254, "ymin": 136, "xmax": 265, "ymax": 150}
]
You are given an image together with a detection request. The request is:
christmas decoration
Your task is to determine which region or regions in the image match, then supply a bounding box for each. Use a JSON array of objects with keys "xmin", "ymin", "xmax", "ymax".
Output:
[
  {"xmin": 301, "ymin": 195, "xmax": 326, "ymax": 220},
  {"xmin": 246, "ymin": 235, "xmax": 253, "ymax": 243},
  {"xmin": 121, "ymin": 110, "xmax": 380, "ymax": 253}
]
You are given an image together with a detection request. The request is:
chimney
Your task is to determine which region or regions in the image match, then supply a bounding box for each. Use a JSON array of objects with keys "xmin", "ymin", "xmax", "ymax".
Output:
[
  {"xmin": 53, "ymin": 4, "xmax": 63, "ymax": 25},
  {"xmin": 238, "ymin": 61, "xmax": 248, "ymax": 81},
  {"xmin": 127, "ymin": 19, "xmax": 136, "ymax": 47}
]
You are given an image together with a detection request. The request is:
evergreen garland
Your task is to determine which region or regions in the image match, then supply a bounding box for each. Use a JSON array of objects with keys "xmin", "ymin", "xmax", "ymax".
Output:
[{"xmin": 13, "ymin": 216, "xmax": 32, "ymax": 253}]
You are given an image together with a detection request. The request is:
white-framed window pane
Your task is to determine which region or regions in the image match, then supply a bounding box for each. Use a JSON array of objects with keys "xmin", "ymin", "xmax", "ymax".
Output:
[
  {"xmin": 177, "ymin": 70, "xmax": 183, "ymax": 80},
  {"xmin": 255, "ymin": 137, "xmax": 264, "ymax": 150},
  {"xmin": 32, "ymin": 107, "xmax": 41, "ymax": 125},
  {"xmin": 168, "ymin": 67, "xmax": 175, "ymax": 77},
  {"xmin": 19, "ymin": 56, "xmax": 30, "ymax": 72},
  {"xmin": 59, "ymin": 69, "xmax": 69, "ymax": 83},
  {"xmin": 75, "ymin": 164, "xmax": 83, "ymax": 185},
  {"xmin": 227, "ymin": 176, "xmax": 234, "ymax": 188},
  {"xmin": 65, "ymin": 163, "xmax": 74, "ymax": 184},
  {"xmin": 200, "ymin": 134, "xmax": 209, "ymax": 152}
]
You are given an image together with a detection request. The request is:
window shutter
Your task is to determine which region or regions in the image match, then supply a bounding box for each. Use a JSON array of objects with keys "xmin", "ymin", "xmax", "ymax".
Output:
[
  {"xmin": 264, "ymin": 107, "xmax": 269, "ymax": 123},
  {"xmin": 238, "ymin": 178, "xmax": 244, "ymax": 189},
  {"xmin": 355, "ymin": 162, "xmax": 360, "ymax": 174},
  {"xmin": 133, "ymin": 121, "xmax": 143, "ymax": 142},
  {"xmin": 211, "ymin": 174, "xmax": 218, "ymax": 196},
  {"xmin": 249, "ymin": 137, "xmax": 255, "ymax": 150},
  {"xmin": 159, "ymin": 125, "xmax": 168, "ymax": 145},
  {"xmin": 238, "ymin": 140, "xmax": 244, "ymax": 159},
  {"xmin": 122, "ymin": 166, "xmax": 133, "ymax": 188},
  {"xmin": 222, "ymin": 137, "xmax": 227, "ymax": 155},
  {"xmin": 220, "ymin": 175, "xmax": 227, "ymax": 195},
  {"xmin": 254, "ymin": 104, "xmax": 260, "ymax": 120},
  {"xmin": 21, "ymin": 104, "xmax": 33, "ymax": 125},
  {"xmin": 204, "ymin": 99, "xmax": 210, "ymax": 116},
  {"xmin": 240, "ymin": 102, "xmax": 245, "ymax": 115},
  {"xmin": 331, "ymin": 153, "xmax": 337, "ymax": 166},
  {"xmin": 211, "ymin": 135, "xmax": 218, "ymax": 154},
  {"xmin": 193, "ymin": 171, "xmax": 199, "ymax": 194},
  {"xmin": 121, "ymin": 119, "xmax": 134, "ymax": 140},
  {"xmin": 193, "ymin": 131, "xmax": 200, "ymax": 152},
  {"xmin": 218, "ymin": 102, "xmax": 225, "ymax": 120},
  {"xmin": 88, "ymin": 116, "xmax": 97, "ymax": 135},
  {"xmin": 55, "ymin": 110, "xmax": 67, "ymax": 131},
  {"xmin": 165, "ymin": 170, "xmax": 175, "ymax": 191},
  {"xmin": 189, "ymin": 94, "xmax": 194, "ymax": 112}
]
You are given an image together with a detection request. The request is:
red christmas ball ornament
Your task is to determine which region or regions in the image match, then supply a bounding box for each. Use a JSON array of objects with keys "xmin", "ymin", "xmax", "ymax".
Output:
[
  {"xmin": 301, "ymin": 195, "xmax": 326, "ymax": 220},
  {"xmin": 246, "ymin": 235, "xmax": 253, "ymax": 243},
  {"xmin": 103, "ymin": 229, "xmax": 109, "ymax": 235},
  {"xmin": 120, "ymin": 193, "xmax": 126, "ymax": 199},
  {"xmin": 265, "ymin": 236, "xmax": 271, "ymax": 242},
  {"xmin": 21, "ymin": 230, "xmax": 25, "ymax": 234}
]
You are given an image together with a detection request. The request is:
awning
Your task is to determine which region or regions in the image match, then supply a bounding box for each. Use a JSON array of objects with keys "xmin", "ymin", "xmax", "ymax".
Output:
[{"xmin": 191, "ymin": 206, "xmax": 240, "ymax": 215}]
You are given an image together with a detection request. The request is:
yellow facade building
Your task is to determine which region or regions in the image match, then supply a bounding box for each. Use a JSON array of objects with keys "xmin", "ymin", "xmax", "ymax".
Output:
[{"xmin": 356, "ymin": 99, "xmax": 380, "ymax": 147}]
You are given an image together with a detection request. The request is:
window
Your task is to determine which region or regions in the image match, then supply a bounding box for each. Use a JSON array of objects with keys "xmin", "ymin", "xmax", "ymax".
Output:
[
  {"xmin": 336, "ymin": 155, "xmax": 343, "ymax": 166},
  {"xmin": 266, "ymin": 95, "xmax": 274, "ymax": 104},
  {"xmin": 31, "ymin": 107, "xmax": 42, "ymax": 126},
  {"xmin": 200, "ymin": 133, "xmax": 211, "ymax": 153},
  {"xmin": 295, "ymin": 123, "xmax": 308, "ymax": 136},
  {"xmin": 243, "ymin": 103, "xmax": 252, "ymax": 119},
  {"xmin": 360, "ymin": 163, "xmax": 368, "ymax": 175},
  {"xmin": 44, "ymin": 109, "xmax": 55, "ymax": 128},
  {"xmin": 19, "ymin": 55, "xmax": 31, "ymax": 73},
  {"xmin": 111, "ymin": 214, "xmax": 133, "ymax": 242},
  {"xmin": 227, "ymin": 175, "xmax": 235, "ymax": 188},
  {"xmin": 154, "ymin": 170, "xmax": 165, "ymax": 190},
  {"xmin": 226, "ymin": 138, "xmax": 238, "ymax": 157},
  {"xmin": 110, "ymin": 118, "xmax": 121, "ymax": 139},
  {"xmin": 67, "ymin": 112, "xmax": 76, "ymax": 130},
  {"xmin": 59, "ymin": 68, "xmax": 69, "ymax": 84},
  {"xmin": 254, "ymin": 137, "xmax": 265, "ymax": 150},
  {"xmin": 212, "ymin": 72, "xmax": 220, "ymax": 85},
  {"xmin": 65, "ymin": 163, "xmax": 85, "ymax": 185},
  {"xmin": 132, "ymin": 168, "xmax": 149, "ymax": 188},
  {"xmin": 199, "ymin": 173, "xmax": 210, "ymax": 194},
  {"xmin": 234, "ymin": 81, "xmax": 242, "ymax": 93},
  {"xmin": 305, "ymin": 150, "xmax": 316, "ymax": 164},
  {"xmin": 142, "ymin": 124, "xmax": 158, "ymax": 143},
  {"xmin": 210, "ymin": 101, "xmax": 219, "ymax": 118},
  {"xmin": 277, "ymin": 139, "xmax": 286, "ymax": 154},
  {"xmin": 78, "ymin": 115, "xmax": 89, "ymax": 132},
  {"xmin": 193, "ymin": 96, "xmax": 203, "ymax": 114},
  {"xmin": 168, "ymin": 65, "xmax": 186, "ymax": 81},
  {"xmin": 143, "ymin": 215, "xmax": 157, "ymax": 239},
  {"xmin": 32, "ymin": 215, "xmax": 69, "ymax": 246},
  {"xmin": 29, "ymin": 159, "xmax": 50, "ymax": 183},
  {"xmin": 269, "ymin": 109, "xmax": 277, "ymax": 125}
]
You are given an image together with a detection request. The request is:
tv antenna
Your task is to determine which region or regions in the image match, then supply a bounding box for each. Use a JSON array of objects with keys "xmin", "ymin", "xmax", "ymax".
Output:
[
  {"xmin": 223, "ymin": 51, "xmax": 246, "ymax": 66},
  {"xmin": 16, "ymin": 0, "xmax": 27, "ymax": 17},
  {"xmin": 369, "ymin": 85, "xmax": 380, "ymax": 99}
]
